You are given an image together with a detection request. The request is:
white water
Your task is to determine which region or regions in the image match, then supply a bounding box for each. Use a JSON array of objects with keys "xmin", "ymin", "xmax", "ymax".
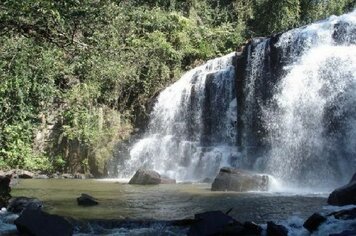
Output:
[
  {"xmin": 118, "ymin": 10, "xmax": 356, "ymax": 191},
  {"xmin": 262, "ymin": 10, "xmax": 356, "ymax": 189},
  {"xmin": 119, "ymin": 53, "xmax": 239, "ymax": 181}
]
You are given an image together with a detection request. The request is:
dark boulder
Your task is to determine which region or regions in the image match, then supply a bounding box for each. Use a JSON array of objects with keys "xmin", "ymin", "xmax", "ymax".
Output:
[
  {"xmin": 328, "ymin": 208, "xmax": 356, "ymax": 220},
  {"xmin": 211, "ymin": 167, "xmax": 269, "ymax": 192},
  {"xmin": 221, "ymin": 221, "xmax": 262, "ymax": 236},
  {"xmin": 219, "ymin": 222, "xmax": 246, "ymax": 235},
  {"xmin": 303, "ymin": 213, "xmax": 326, "ymax": 232},
  {"xmin": 128, "ymin": 169, "xmax": 161, "ymax": 185},
  {"xmin": 328, "ymin": 173, "xmax": 356, "ymax": 206},
  {"xmin": 7, "ymin": 197, "xmax": 43, "ymax": 213},
  {"xmin": 243, "ymin": 221, "xmax": 263, "ymax": 235},
  {"xmin": 267, "ymin": 221, "xmax": 288, "ymax": 236},
  {"xmin": 0, "ymin": 176, "xmax": 11, "ymax": 208},
  {"xmin": 187, "ymin": 211, "xmax": 235, "ymax": 236},
  {"xmin": 77, "ymin": 193, "xmax": 98, "ymax": 206},
  {"xmin": 15, "ymin": 208, "xmax": 73, "ymax": 236}
]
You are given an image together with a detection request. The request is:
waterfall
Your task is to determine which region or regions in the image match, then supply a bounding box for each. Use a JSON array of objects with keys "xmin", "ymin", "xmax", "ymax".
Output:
[
  {"xmin": 251, "ymin": 10, "xmax": 356, "ymax": 188},
  {"xmin": 118, "ymin": 10, "xmax": 356, "ymax": 189},
  {"xmin": 119, "ymin": 53, "xmax": 239, "ymax": 181}
]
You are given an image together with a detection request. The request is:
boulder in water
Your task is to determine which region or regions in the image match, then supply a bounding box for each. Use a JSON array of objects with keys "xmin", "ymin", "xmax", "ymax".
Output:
[
  {"xmin": 211, "ymin": 167, "xmax": 269, "ymax": 192},
  {"xmin": 328, "ymin": 173, "xmax": 356, "ymax": 206},
  {"xmin": 267, "ymin": 221, "xmax": 288, "ymax": 236},
  {"xmin": 243, "ymin": 221, "xmax": 263, "ymax": 234},
  {"xmin": 7, "ymin": 197, "xmax": 43, "ymax": 213},
  {"xmin": 129, "ymin": 169, "xmax": 161, "ymax": 185},
  {"xmin": 77, "ymin": 193, "xmax": 98, "ymax": 206},
  {"xmin": 15, "ymin": 208, "xmax": 73, "ymax": 236},
  {"xmin": 303, "ymin": 213, "xmax": 326, "ymax": 232},
  {"xmin": 328, "ymin": 207, "xmax": 356, "ymax": 220},
  {"xmin": 129, "ymin": 169, "xmax": 175, "ymax": 185},
  {"xmin": 187, "ymin": 211, "xmax": 235, "ymax": 236}
]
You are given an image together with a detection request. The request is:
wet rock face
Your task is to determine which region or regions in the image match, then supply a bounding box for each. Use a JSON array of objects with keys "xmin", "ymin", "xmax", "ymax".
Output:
[
  {"xmin": 235, "ymin": 35, "xmax": 284, "ymax": 167},
  {"xmin": 328, "ymin": 173, "xmax": 356, "ymax": 206},
  {"xmin": 211, "ymin": 167, "xmax": 269, "ymax": 192}
]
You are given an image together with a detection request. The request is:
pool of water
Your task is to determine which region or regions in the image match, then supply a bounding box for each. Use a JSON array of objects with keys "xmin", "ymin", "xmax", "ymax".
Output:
[{"xmin": 10, "ymin": 179, "xmax": 327, "ymax": 223}]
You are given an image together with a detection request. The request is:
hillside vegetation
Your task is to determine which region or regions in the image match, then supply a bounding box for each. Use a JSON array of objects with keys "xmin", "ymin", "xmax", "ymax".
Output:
[{"xmin": 0, "ymin": 0, "xmax": 354, "ymax": 176}]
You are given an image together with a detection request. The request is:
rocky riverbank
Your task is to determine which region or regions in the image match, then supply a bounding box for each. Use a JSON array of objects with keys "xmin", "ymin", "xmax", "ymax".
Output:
[{"xmin": 0, "ymin": 169, "xmax": 94, "ymax": 182}]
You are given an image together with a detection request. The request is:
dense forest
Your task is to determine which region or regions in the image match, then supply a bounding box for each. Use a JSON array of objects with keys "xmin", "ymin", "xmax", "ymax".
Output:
[{"xmin": 0, "ymin": 0, "xmax": 354, "ymax": 176}]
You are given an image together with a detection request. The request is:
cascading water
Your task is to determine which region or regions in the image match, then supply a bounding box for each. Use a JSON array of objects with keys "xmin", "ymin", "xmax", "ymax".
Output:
[
  {"xmin": 118, "ymin": 10, "xmax": 356, "ymax": 190},
  {"xmin": 119, "ymin": 53, "xmax": 239, "ymax": 181},
  {"xmin": 251, "ymin": 10, "xmax": 356, "ymax": 189}
]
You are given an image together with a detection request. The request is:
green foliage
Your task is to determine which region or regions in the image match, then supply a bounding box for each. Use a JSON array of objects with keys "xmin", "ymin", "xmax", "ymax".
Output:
[
  {"xmin": 252, "ymin": 0, "xmax": 355, "ymax": 35},
  {"xmin": 0, "ymin": 0, "xmax": 354, "ymax": 174}
]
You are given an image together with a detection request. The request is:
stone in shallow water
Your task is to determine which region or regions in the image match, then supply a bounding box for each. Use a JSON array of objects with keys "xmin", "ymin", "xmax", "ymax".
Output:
[
  {"xmin": 211, "ymin": 167, "xmax": 269, "ymax": 192},
  {"xmin": 267, "ymin": 221, "xmax": 288, "ymax": 236},
  {"xmin": 187, "ymin": 211, "xmax": 235, "ymax": 236},
  {"xmin": 303, "ymin": 213, "xmax": 326, "ymax": 232},
  {"xmin": 77, "ymin": 193, "xmax": 98, "ymax": 206},
  {"xmin": 128, "ymin": 169, "xmax": 176, "ymax": 185},
  {"xmin": 328, "ymin": 172, "xmax": 356, "ymax": 206},
  {"xmin": 243, "ymin": 221, "xmax": 263, "ymax": 234},
  {"xmin": 15, "ymin": 208, "xmax": 73, "ymax": 236},
  {"xmin": 129, "ymin": 169, "xmax": 161, "ymax": 185}
]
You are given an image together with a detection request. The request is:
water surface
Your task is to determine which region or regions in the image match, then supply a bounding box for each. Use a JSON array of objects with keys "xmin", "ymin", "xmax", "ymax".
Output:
[{"xmin": 12, "ymin": 179, "xmax": 326, "ymax": 223}]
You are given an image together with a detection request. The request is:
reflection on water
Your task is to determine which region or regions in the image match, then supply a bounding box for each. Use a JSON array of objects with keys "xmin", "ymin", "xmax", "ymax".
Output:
[{"xmin": 11, "ymin": 179, "xmax": 326, "ymax": 223}]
